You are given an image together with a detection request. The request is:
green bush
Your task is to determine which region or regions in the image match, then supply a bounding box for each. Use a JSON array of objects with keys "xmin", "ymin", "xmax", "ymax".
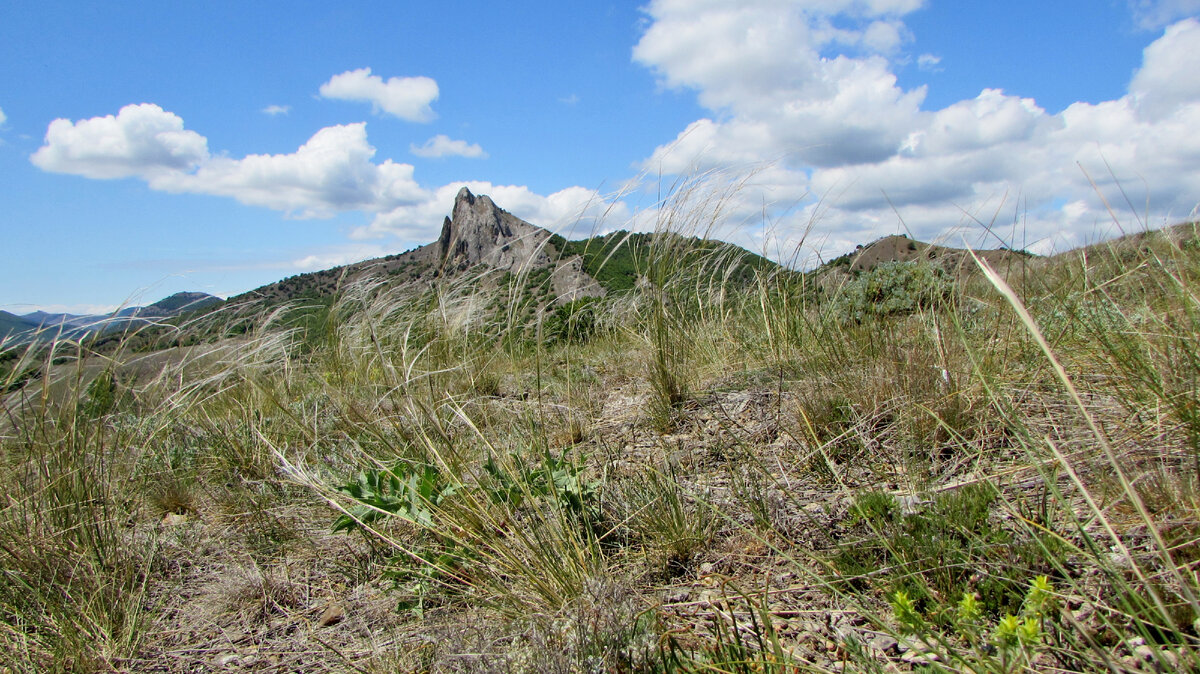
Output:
[
  {"xmin": 835, "ymin": 261, "xmax": 952, "ymax": 322},
  {"xmin": 543, "ymin": 297, "xmax": 601, "ymax": 346}
]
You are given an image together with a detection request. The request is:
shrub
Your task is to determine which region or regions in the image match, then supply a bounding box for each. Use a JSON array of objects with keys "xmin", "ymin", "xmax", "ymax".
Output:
[
  {"xmin": 835, "ymin": 261, "xmax": 952, "ymax": 322},
  {"xmin": 543, "ymin": 297, "xmax": 601, "ymax": 346}
]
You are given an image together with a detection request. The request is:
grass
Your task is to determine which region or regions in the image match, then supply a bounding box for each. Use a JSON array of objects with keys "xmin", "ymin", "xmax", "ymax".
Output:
[{"xmin": 1, "ymin": 185, "xmax": 1199, "ymax": 671}]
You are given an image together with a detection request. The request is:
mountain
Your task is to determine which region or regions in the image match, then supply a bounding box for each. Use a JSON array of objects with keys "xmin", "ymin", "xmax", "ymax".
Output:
[
  {"xmin": 230, "ymin": 187, "xmax": 610, "ymax": 307},
  {"xmin": 822, "ymin": 234, "xmax": 1034, "ymax": 275},
  {"xmin": 0, "ymin": 311, "xmax": 40, "ymax": 342},
  {"xmin": 9, "ymin": 188, "xmax": 1058, "ymax": 351},
  {"xmin": 137, "ymin": 292, "xmax": 223, "ymax": 317},
  {"xmin": 1, "ymin": 292, "xmax": 225, "ymax": 347},
  {"xmin": 22, "ymin": 311, "xmax": 90, "ymax": 328}
]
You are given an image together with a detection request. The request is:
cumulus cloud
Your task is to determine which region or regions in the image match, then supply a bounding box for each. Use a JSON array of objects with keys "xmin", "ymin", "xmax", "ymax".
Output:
[
  {"xmin": 410, "ymin": 134, "xmax": 488, "ymax": 159},
  {"xmin": 30, "ymin": 104, "xmax": 629, "ymax": 251},
  {"xmin": 152, "ymin": 123, "xmax": 426, "ymax": 218},
  {"xmin": 1129, "ymin": 0, "xmax": 1200, "ymax": 29},
  {"xmin": 635, "ymin": 2, "xmax": 1200, "ymax": 258},
  {"xmin": 31, "ymin": 103, "xmax": 209, "ymax": 179},
  {"xmin": 635, "ymin": 1, "xmax": 926, "ymax": 171},
  {"xmin": 262, "ymin": 104, "xmax": 290, "ymax": 116},
  {"xmin": 1129, "ymin": 18, "xmax": 1200, "ymax": 119},
  {"xmin": 319, "ymin": 68, "xmax": 439, "ymax": 122}
]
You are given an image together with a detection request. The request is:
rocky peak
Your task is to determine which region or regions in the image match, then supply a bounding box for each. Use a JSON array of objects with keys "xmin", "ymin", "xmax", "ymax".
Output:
[{"xmin": 437, "ymin": 187, "xmax": 551, "ymax": 274}]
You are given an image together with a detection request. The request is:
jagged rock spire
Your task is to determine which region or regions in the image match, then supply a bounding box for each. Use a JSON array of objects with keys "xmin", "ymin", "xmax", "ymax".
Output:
[{"xmin": 437, "ymin": 186, "xmax": 551, "ymax": 274}]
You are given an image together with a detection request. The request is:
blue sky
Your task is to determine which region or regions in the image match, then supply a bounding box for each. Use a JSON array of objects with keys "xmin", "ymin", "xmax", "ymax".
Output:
[{"xmin": 2, "ymin": 1, "xmax": 1199, "ymax": 313}]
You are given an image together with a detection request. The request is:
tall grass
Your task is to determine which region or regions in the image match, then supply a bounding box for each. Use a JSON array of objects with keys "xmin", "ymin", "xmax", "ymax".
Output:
[{"xmin": 2, "ymin": 186, "xmax": 1199, "ymax": 671}]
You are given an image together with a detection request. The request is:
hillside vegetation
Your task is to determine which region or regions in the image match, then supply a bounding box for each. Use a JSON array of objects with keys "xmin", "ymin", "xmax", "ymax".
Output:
[{"xmin": 2, "ymin": 195, "xmax": 1199, "ymax": 672}]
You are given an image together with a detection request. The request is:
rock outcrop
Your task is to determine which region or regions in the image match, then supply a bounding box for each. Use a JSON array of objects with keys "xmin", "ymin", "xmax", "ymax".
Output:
[
  {"xmin": 437, "ymin": 187, "xmax": 553, "ymax": 275},
  {"xmin": 230, "ymin": 187, "xmax": 606, "ymax": 307}
]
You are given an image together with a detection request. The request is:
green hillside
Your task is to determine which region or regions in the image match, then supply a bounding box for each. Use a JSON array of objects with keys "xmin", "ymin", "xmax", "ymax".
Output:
[
  {"xmin": 0, "ymin": 311, "xmax": 37, "ymax": 342},
  {"xmin": 552, "ymin": 230, "xmax": 783, "ymax": 292}
]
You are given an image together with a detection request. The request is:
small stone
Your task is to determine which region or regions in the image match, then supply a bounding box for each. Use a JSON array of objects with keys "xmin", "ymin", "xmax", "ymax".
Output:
[
  {"xmin": 1157, "ymin": 649, "xmax": 1179, "ymax": 670},
  {"xmin": 900, "ymin": 649, "xmax": 940, "ymax": 665},
  {"xmin": 216, "ymin": 653, "xmax": 240, "ymax": 667},
  {"xmin": 1134, "ymin": 645, "xmax": 1155, "ymax": 662},
  {"xmin": 1072, "ymin": 602, "xmax": 1096, "ymax": 623},
  {"xmin": 898, "ymin": 638, "xmax": 939, "ymax": 664},
  {"xmin": 318, "ymin": 602, "xmax": 345, "ymax": 627},
  {"xmin": 1125, "ymin": 636, "xmax": 1147, "ymax": 650},
  {"xmin": 869, "ymin": 634, "xmax": 899, "ymax": 654},
  {"xmin": 664, "ymin": 590, "xmax": 690, "ymax": 604},
  {"xmin": 1118, "ymin": 655, "xmax": 1143, "ymax": 671},
  {"xmin": 162, "ymin": 512, "xmax": 188, "ymax": 526},
  {"xmin": 833, "ymin": 623, "xmax": 857, "ymax": 642},
  {"xmin": 798, "ymin": 620, "xmax": 822, "ymax": 635}
]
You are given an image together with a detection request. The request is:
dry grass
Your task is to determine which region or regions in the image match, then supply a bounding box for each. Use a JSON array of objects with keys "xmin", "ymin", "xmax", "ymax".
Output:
[{"xmin": 2, "ymin": 197, "xmax": 1199, "ymax": 671}]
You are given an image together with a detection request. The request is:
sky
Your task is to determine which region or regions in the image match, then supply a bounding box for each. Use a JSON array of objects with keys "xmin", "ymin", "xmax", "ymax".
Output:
[{"xmin": 2, "ymin": 0, "xmax": 1199, "ymax": 314}]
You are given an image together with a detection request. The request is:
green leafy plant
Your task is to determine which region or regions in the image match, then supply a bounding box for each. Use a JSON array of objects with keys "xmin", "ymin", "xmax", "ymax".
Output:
[
  {"xmin": 483, "ymin": 449, "xmax": 601, "ymax": 527},
  {"xmin": 332, "ymin": 462, "xmax": 457, "ymax": 532},
  {"xmin": 888, "ymin": 576, "xmax": 1058, "ymax": 672},
  {"xmin": 834, "ymin": 484, "xmax": 1050, "ymax": 617}
]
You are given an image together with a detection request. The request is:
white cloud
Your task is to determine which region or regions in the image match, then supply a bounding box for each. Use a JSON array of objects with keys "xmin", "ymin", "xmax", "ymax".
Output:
[
  {"xmin": 152, "ymin": 123, "xmax": 426, "ymax": 218},
  {"xmin": 1129, "ymin": 0, "xmax": 1200, "ymax": 29},
  {"xmin": 410, "ymin": 134, "xmax": 488, "ymax": 159},
  {"xmin": 318, "ymin": 67, "xmax": 439, "ymax": 122},
  {"xmin": 635, "ymin": 3, "xmax": 1200, "ymax": 259},
  {"xmin": 30, "ymin": 104, "xmax": 628, "ymax": 251},
  {"xmin": 30, "ymin": 103, "xmax": 209, "ymax": 179},
  {"xmin": 0, "ymin": 106, "xmax": 7, "ymax": 126},
  {"xmin": 292, "ymin": 244, "xmax": 389, "ymax": 271},
  {"xmin": 262, "ymin": 104, "xmax": 290, "ymax": 116},
  {"xmin": 634, "ymin": 2, "xmax": 926, "ymax": 171},
  {"xmin": 559, "ymin": 94, "xmax": 581, "ymax": 105},
  {"xmin": 1129, "ymin": 18, "xmax": 1200, "ymax": 119},
  {"xmin": 917, "ymin": 53, "xmax": 941, "ymax": 71}
]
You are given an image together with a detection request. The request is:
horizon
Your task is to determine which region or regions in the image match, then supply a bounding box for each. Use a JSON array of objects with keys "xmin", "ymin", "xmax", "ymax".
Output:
[{"xmin": 3, "ymin": 1, "xmax": 1199, "ymax": 314}]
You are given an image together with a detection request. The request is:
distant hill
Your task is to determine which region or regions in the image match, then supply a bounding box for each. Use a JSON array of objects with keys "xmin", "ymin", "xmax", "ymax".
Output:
[
  {"xmin": 228, "ymin": 187, "xmax": 784, "ymax": 314},
  {"xmin": 1, "ymin": 292, "xmax": 224, "ymax": 347},
  {"xmin": 0, "ymin": 311, "xmax": 39, "ymax": 342},
  {"xmin": 821, "ymin": 234, "xmax": 1033, "ymax": 275},
  {"xmin": 137, "ymin": 292, "xmax": 223, "ymax": 317},
  {"xmin": 229, "ymin": 187, "xmax": 607, "ymax": 307},
  {"xmin": 22, "ymin": 311, "xmax": 90, "ymax": 328},
  {"xmin": 10, "ymin": 188, "xmax": 1087, "ymax": 350}
]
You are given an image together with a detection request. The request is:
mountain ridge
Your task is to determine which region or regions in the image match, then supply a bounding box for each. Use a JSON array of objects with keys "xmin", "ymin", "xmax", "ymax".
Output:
[
  {"xmin": 1, "ymin": 291, "xmax": 223, "ymax": 344},
  {"xmin": 227, "ymin": 186, "xmax": 609, "ymax": 308}
]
